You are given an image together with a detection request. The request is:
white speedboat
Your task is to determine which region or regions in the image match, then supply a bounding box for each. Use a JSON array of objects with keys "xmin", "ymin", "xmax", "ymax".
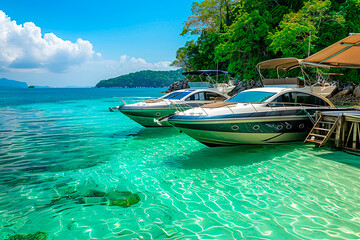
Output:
[
  {"xmin": 112, "ymin": 70, "xmax": 235, "ymax": 127},
  {"xmin": 167, "ymin": 87, "xmax": 340, "ymax": 146},
  {"xmin": 167, "ymin": 58, "xmax": 348, "ymax": 146}
]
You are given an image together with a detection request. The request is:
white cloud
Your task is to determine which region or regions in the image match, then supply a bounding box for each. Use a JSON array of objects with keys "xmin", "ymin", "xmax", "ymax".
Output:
[
  {"xmin": 118, "ymin": 55, "xmax": 172, "ymax": 72},
  {"xmin": 0, "ymin": 10, "xmax": 94, "ymax": 72},
  {"xmin": 0, "ymin": 11, "xmax": 178, "ymax": 87},
  {"xmin": 1, "ymin": 57, "xmax": 178, "ymax": 87}
]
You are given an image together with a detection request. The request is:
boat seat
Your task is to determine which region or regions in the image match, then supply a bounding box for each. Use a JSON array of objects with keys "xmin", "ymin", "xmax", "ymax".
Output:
[
  {"xmin": 212, "ymin": 96, "xmax": 226, "ymax": 101},
  {"xmin": 143, "ymin": 99, "xmax": 164, "ymax": 103}
]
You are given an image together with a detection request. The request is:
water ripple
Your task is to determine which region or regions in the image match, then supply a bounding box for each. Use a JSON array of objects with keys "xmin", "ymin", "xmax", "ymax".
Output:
[{"xmin": 0, "ymin": 96, "xmax": 359, "ymax": 239}]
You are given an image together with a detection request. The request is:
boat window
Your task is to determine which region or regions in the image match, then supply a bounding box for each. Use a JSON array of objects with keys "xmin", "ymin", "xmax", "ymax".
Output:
[
  {"xmin": 291, "ymin": 92, "xmax": 330, "ymax": 106},
  {"xmin": 163, "ymin": 91, "xmax": 191, "ymax": 100},
  {"xmin": 162, "ymin": 92, "xmax": 178, "ymax": 99},
  {"xmin": 269, "ymin": 93, "xmax": 292, "ymax": 107},
  {"xmin": 226, "ymin": 91, "xmax": 277, "ymax": 103},
  {"xmin": 185, "ymin": 92, "xmax": 206, "ymax": 101},
  {"xmin": 195, "ymin": 93, "xmax": 200, "ymax": 100},
  {"xmin": 185, "ymin": 94, "xmax": 194, "ymax": 101},
  {"xmin": 199, "ymin": 92, "xmax": 205, "ymax": 101}
]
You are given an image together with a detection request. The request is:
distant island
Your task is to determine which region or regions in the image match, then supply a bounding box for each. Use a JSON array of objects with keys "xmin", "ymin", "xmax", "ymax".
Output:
[
  {"xmin": 0, "ymin": 78, "xmax": 53, "ymax": 89},
  {"xmin": 95, "ymin": 69, "xmax": 183, "ymax": 88},
  {"xmin": 0, "ymin": 78, "xmax": 28, "ymax": 88}
]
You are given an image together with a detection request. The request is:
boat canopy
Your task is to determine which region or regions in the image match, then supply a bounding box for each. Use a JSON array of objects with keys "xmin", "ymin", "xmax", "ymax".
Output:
[
  {"xmin": 256, "ymin": 58, "xmax": 302, "ymax": 72},
  {"xmin": 256, "ymin": 58, "xmax": 308, "ymax": 86},
  {"xmin": 302, "ymin": 33, "xmax": 360, "ymax": 69},
  {"xmin": 182, "ymin": 70, "xmax": 234, "ymax": 76}
]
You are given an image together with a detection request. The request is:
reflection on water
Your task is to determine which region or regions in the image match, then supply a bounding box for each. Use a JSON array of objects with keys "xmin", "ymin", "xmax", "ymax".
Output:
[{"xmin": 0, "ymin": 92, "xmax": 360, "ymax": 239}]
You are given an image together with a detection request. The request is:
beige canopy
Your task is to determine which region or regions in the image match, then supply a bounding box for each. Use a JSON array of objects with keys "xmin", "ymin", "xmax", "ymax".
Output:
[
  {"xmin": 256, "ymin": 57, "xmax": 302, "ymax": 71},
  {"xmin": 302, "ymin": 34, "xmax": 360, "ymax": 68}
]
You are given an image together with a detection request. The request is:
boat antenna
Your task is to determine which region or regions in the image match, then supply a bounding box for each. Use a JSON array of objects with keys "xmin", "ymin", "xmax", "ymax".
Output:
[{"xmin": 308, "ymin": 32, "xmax": 311, "ymax": 57}]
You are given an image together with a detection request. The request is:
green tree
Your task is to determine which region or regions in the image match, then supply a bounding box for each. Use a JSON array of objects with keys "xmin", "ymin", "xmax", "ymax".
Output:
[
  {"xmin": 181, "ymin": 0, "xmax": 240, "ymax": 36},
  {"xmin": 95, "ymin": 69, "xmax": 184, "ymax": 88},
  {"xmin": 268, "ymin": 0, "xmax": 345, "ymax": 58},
  {"xmin": 171, "ymin": 40, "xmax": 198, "ymax": 70},
  {"xmin": 215, "ymin": 9, "xmax": 270, "ymax": 79},
  {"xmin": 173, "ymin": 0, "xmax": 360, "ymax": 82}
]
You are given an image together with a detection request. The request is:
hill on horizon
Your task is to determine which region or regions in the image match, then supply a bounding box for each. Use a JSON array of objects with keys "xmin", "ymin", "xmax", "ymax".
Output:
[
  {"xmin": 95, "ymin": 69, "xmax": 183, "ymax": 88},
  {"xmin": 0, "ymin": 78, "xmax": 28, "ymax": 88}
]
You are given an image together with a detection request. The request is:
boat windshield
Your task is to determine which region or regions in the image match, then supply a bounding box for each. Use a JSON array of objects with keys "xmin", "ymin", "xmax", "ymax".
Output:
[
  {"xmin": 226, "ymin": 91, "xmax": 277, "ymax": 103},
  {"xmin": 163, "ymin": 91, "xmax": 192, "ymax": 100}
]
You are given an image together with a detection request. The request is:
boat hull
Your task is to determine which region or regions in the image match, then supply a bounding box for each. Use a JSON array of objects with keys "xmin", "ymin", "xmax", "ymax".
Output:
[
  {"xmin": 119, "ymin": 108, "xmax": 177, "ymax": 127},
  {"xmin": 169, "ymin": 116, "xmax": 313, "ymax": 146},
  {"xmin": 176, "ymin": 127, "xmax": 309, "ymax": 146}
]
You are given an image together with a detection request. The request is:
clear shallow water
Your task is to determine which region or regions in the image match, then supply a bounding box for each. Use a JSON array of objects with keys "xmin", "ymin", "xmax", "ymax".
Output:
[{"xmin": 0, "ymin": 89, "xmax": 360, "ymax": 240}]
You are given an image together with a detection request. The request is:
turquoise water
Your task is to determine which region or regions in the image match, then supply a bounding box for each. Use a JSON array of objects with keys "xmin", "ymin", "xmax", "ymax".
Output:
[{"xmin": 0, "ymin": 88, "xmax": 360, "ymax": 239}]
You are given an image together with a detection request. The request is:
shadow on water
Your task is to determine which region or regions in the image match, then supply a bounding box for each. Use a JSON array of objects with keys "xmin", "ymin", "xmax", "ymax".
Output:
[
  {"xmin": 316, "ymin": 148, "xmax": 360, "ymax": 169},
  {"xmin": 102, "ymin": 100, "xmax": 120, "ymax": 103},
  {"xmin": 108, "ymin": 127, "xmax": 141, "ymax": 138},
  {"xmin": 165, "ymin": 143, "xmax": 302, "ymax": 170},
  {"xmin": 131, "ymin": 127, "xmax": 180, "ymax": 139},
  {"xmin": 107, "ymin": 127, "xmax": 179, "ymax": 140}
]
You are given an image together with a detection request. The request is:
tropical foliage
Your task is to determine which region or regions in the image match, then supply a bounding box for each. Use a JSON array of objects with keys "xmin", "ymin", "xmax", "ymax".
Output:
[
  {"xmin": 172, "ymin": 0, "xmax": 360, "ymax": 82},
  {"xmin": 95, "ymin": 69, "xmax": 183, "ymax": 88}
]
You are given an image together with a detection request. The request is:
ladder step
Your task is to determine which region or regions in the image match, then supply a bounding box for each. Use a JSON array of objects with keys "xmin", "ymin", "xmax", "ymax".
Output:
[
  {"xmin": 306, "ymin": 139, "xmax": 323, "ymax": 144},
  {"xmin": 319, "ymin": 121, "xmax": 335, "ymax": 125},
  {"xmin": 314, "ymin": 127, "xmax": 330, "ymax": 131},
  {"xmin": 309, "ymin": 133, "xmax": 327, "ymax": 138},
  {"xmin": 305, "ymin": 115, "xmax": 340, "ymax": 146}
]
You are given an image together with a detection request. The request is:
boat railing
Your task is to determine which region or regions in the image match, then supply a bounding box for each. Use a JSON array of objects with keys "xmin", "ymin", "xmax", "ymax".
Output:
[
  {"xmin": 117, "ymin": 97, "xmax": 154, "ymax": 105},
  {"xmin": 266, "ymin": 101, "xmax": 340, "ymax": 124},
  {"xmin": 172, "ymin": 100, "xmax": 335, "ymax": 118},
  {"xmin": 169, "ymin": 100, "xmax": 240, "ymax": 116},
  {"xmin": 267, "ymin": 101, "xmax": 332, "ymax": 108},
  {"xmin": 168, "ymin": 100, "xmax": 210, "ymax": 115}
]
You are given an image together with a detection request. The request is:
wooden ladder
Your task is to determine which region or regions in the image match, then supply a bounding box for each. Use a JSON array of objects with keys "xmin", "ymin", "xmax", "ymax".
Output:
[{"xmin": 304, "ymin": 115, "xmax": 340, "ymax": 147}]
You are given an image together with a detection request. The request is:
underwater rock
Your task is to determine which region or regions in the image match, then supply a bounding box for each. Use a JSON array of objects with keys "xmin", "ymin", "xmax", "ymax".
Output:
[
  {"xmin": 106, "ymin": 191, "xmax": 140, "ymax": 207},
  {"xmin": 83, "ymin": 189, "xmax": 106, "ymax": 197},
  {"xmin": 77, "ymin": 196, "xmax": 108, "ymax": 205},
  {"xmin": 8, "ymin": 231, "xmax": 47, "ymax": 240},
  {"xmin": 50, "ymin": 188, "xmax": 140, "ymax": 208}
]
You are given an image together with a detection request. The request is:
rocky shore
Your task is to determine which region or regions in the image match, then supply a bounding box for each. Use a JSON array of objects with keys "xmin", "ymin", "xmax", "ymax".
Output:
[
  {"xmin": 165, "ymin": 79, "xmax": 360, "ymax": 106},
  {"xmin": 162, "ymin": 79, "xmax": 190, "ymax": 93},
  {"xmin": 327, "ymin": 83, "xmax": 360, "ymax": 106}
]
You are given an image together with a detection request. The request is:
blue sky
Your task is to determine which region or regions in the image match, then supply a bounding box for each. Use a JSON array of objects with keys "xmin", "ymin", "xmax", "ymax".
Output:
[{"xmin": 0, "ymin": 0, "xmax": 194, "ymax": 86}]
